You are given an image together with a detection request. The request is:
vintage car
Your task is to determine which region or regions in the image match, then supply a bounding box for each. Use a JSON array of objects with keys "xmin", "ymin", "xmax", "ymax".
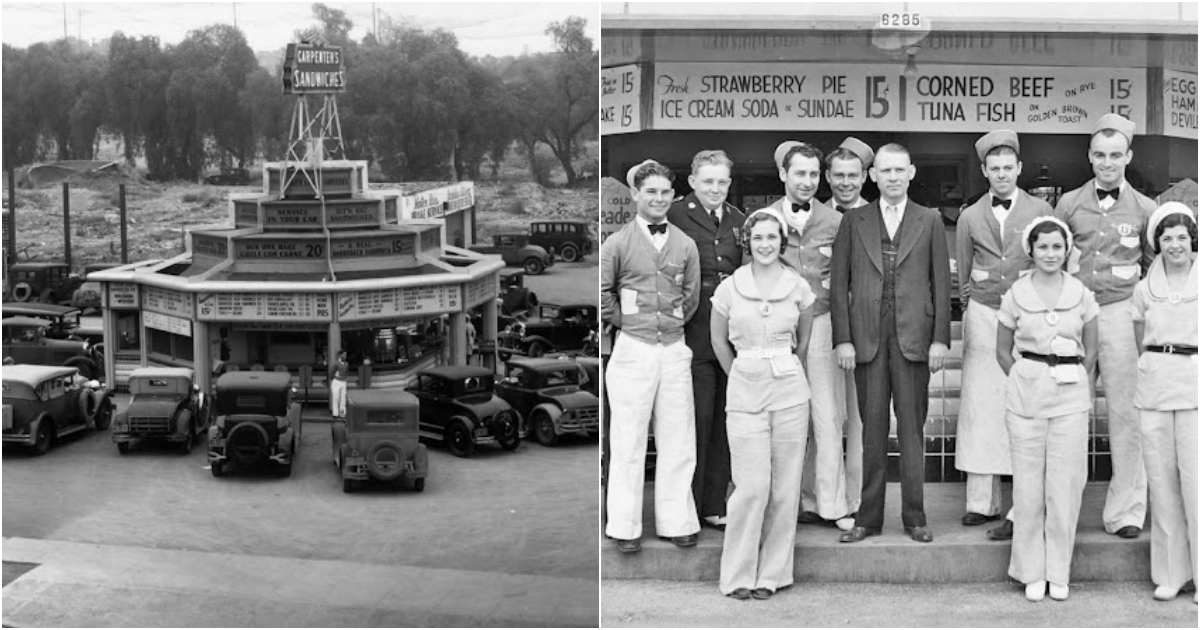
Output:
[
  {"xmin": 575, "ymin": 356, "xmax": 600, "ymax": 397},
  {"xmin": 499, "ymin": 269, "xmax": 538, "ymax": 316},
  {"xmin": 5, "ymin": 262, "xmax": 84, "ymax": 304},
  {"xmin": 2, "ymin": 316, "xmax": 105, "ymax": 380},
  {"xmin": 494, "ymin": 358, "xmax": 599, "ymax": 446},
  {"xmin": 468, "ymin": 234, "xmax": 555, "ymax": 275},
  {"xmin": 112, "ymin": 367, "xmax": 211, "ymax": 455},
  {"xmin": 70, "ymin": 262, "xmax": 124, "ymax": 313},
  {"xmin": 331, "ymin": 389, "xmax": 428, "ymax": 493},
  {"xmin": 207, "ymin": 371, "xmax": 300, "ymax": 477},
  {"xmin": 406, "ymin": 365, "xmax": 522, "ymax": 458},
  {"xmin": 497, "ymin": 303, "xmax": 599, "ymax": 360},
  {"xmin": 205, "ymin": 166, "xmax": 252, "ymax": 186},
  {"xmin": 529, "ymin": 220, "xmax": 594, "ymax": 263},
  {"xmin": 2, "ymin": 364, "xmax": 113, "ymax": 455}
]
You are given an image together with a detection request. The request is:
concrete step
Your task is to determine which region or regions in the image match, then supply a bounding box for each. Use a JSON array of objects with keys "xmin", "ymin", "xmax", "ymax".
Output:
[{"xmin": 601, "ymin": 482, "xmax": 1148, "ymax": 584}]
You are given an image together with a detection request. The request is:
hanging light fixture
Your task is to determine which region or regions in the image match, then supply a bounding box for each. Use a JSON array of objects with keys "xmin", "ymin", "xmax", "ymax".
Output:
[{"xmin": 903, "ymin": 46, "xmax": 921, "ymax": 78}]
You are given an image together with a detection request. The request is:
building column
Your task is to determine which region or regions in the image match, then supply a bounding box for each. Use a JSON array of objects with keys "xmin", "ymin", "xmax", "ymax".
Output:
[
  {"xmin": 448, "ymin": 311, "xmax": 467, "ymax": 367},
  {"xmin": 328, "ymin": 320, "xmax": 342, "ymax": 366},
  {"xmin": 481, "ymin": 298, "xmax": 499, "ymax": 373},
  {"xmin": 101, "ymin": 301, "xmax": 117, "ymax": 387},
  {"xmin": 193, "ymin": 320, "xmax": 212, "ymax": 394}
]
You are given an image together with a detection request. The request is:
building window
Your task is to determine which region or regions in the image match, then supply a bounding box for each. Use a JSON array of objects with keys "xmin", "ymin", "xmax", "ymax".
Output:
[
  {"xmin": 116, "ymin": 312, "xmax": 141, "ymax": 353},
  {"xmin": 147, "ymin": 328, "xmax": 193, "ymax": 364}
]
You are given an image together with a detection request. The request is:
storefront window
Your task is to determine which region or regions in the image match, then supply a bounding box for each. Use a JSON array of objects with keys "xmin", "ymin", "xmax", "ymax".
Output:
[
  {"xmin": 147, "ymin": 328, "xmax": 193, "ymax": 364},
  {"xmin": 116, "ymin": 312, "xmax": 141, "ymax": 353}
]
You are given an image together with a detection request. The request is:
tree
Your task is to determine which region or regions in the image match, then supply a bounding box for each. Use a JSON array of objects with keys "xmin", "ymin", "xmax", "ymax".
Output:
[{"xmin": 105, "ymin": 33, "xmax": 168, "ymax": 166}]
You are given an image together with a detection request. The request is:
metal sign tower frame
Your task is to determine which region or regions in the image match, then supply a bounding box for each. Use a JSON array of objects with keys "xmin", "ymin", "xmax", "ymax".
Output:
[{"xmin": 281, "ymin": 94, "xmax": 347, "ymax": 200}]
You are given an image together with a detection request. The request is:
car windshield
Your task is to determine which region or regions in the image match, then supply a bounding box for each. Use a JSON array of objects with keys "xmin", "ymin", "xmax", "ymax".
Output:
[{"xmin": 541, "ymin": 369, "xmax": 581, "ymax": 386}]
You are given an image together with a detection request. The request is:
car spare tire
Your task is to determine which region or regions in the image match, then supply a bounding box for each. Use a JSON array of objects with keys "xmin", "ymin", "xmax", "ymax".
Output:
[
  {"xmin": 11, "ymin": 282, "xmax": 33, "ymax": 302},
  {"xmin": 226, "ymin": 421, "xmax": 270, "ymax": 465},
  {"xmin": 366, "ymin": 440, "xmax": 405, "ymax": 481}
]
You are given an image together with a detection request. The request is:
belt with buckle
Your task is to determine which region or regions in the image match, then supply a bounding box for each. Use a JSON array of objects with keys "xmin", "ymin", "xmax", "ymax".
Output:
[
  {"xmin": 1021, "ymin": 352, "xmax": 1082, "ymax": 366},
  {"xmin": 738, "ymin": 346, "xmax": 793, "ymax": 359},
  {"xmin": 1145, "ymin": 344, "xmax": 1198, "ymax": 355}
]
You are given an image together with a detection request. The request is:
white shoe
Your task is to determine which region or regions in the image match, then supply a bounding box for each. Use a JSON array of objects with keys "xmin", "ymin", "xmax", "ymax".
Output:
[
  {"xmin": 1153, "ymin": 585, "xmax": 1179, "ymax": 601},
  {"xmin": 1049, "ymin": 583, "xmax": 1069, "ymax": 601},
  {"xmin": 835, "ymin": 516, "xmax": 855, "ymax": 531},
  {"xmin": 1025, "ymin": 581, "xmax": 1046, "ymax": 602}
]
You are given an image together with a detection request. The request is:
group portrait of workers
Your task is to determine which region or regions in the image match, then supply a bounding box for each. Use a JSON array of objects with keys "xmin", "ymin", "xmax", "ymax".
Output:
[{"xmin": 600, "ymin": 112, "xmax": 1196, "ymax": 603}]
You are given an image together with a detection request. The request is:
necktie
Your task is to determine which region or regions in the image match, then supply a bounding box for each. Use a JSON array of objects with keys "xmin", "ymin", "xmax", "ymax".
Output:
[
  {"xmin": 1097, "ymin": 188, "xmax": 1120, "ymax": 201},
  {"xmin": 992, "ymin": 197, "xmax": 1012, "ymax": 210},
  {"xmin": 885, "ymin": 205, "xmax": 899, "ymax": 238},
  {"xmin": 648, "ymin": 223, "xmax": 667, "ymax": 235},
  {"xmin": 709, "ymin": 208, "xmax": 721, "ymax": 227}
]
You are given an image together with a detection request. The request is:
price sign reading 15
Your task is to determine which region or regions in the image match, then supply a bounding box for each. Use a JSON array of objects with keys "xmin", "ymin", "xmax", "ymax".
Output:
[{"xmin": 878, "ymin": 12, "xmax": 923, "ymax": 29}]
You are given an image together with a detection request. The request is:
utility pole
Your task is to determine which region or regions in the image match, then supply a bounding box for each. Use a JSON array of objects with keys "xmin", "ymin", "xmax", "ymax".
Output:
[
  {"xmin": 62, "ymin": 3, "xmax": 67, "ymax": 40},
  {"xmin": 372, "ymin": 3, "xmax": 377, "ymax": 40},
  {"xmin": 78, "ymin": 8, "xmax": 82, "ymax": 52},
  {"xmin": 233, "ymin": 2, "xmax": 238, "ymax": 28}
]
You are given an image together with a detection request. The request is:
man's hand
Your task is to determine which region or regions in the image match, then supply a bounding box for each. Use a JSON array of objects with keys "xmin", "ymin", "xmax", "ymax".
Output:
[
  {"xmin": 928, "ymin": 342, "xmax": 949, "ymax": 373},
  {"xmin": 836, "ymin": 342, "xmax": 856, "ymax": 371}
]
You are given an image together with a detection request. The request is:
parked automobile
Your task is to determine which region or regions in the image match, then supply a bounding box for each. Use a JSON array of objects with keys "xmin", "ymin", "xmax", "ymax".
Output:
[
  {"xmin": 499, "ymin": 269, "xmax": 538, "ymax": 315},
  {"xmin": 529, "ymin": 220, "xmax": 594, "ymax": 263},
  {"xmin": 205, "ymin": 167, "xmax": 252, "ymax": 186},
  {"xmin": 331, "ymin": 389, "xmax": 428, "ymax": 493},
  {"xmin": 468, "ymin": 234, "xmax": 555, "ymax": 275},
  {"xmin": 207, "ymin": 371, "xmax": 300, "ymax": 477},
  {"xmin": 112, "ymin": 367, "xmax": 211, "ymax": 455},
  {"xmin": 5, "ymin": 262, "xmax": 84, "ymax": 304},
  {"xmin": 2, "ymin": 364, "xmax": 113, "ymax": 455},
  {"xmin": 3, "ymin": 303, "xmax": 84, "ymax": 338},
  {"xmin": 497, "ymin": 303, "xmax": 599, "ymax": 360},
  {"xmin": 406, "ymin": 365, "xmax": 522, "ymax": 458},
  {"xmin": 494, "ymin": 358, "xmax": 599, "ymax": 446},
  {"xmin": 575, "ymin": 356, "xmax": 600, "ymax": 397},
  {"xmin": 2, "ymin": 316, "xmax": 105, "ymax": 380},
  {"xmin": 70, "ymin": 262, "xmax": 124, "ymax": 313}
]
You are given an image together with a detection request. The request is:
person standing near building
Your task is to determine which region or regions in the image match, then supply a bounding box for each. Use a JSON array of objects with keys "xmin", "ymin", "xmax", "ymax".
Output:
[
  {"xmin": 329, "ymin": 349, "xmax": 349, "ymax": 420},
  {"xmin": 1132, "ymin": 203, "xmax": 1197, "ymax": 602},
  {"xmin": 602, "ymin": 159, "xmax": 702, "ymax": 553},
  {"xmin": 667, "ymin": 150, "xmax": 745, "ymax": 532},
  {"xmin": 831, "ymin": 143, "xmax": 951, "ymax": 544},
  {"xmin": 955, "ymin": 130, "xmax": 1053, "ymax": 538},
  {"xmin": 824, "ymin": 137, "xmax": 874, "ymax": 213},
  {"xmin": 1053, "ymin": 113, "xmax": 1156, "ymax": 539},
  {"xmin": 996, "ymin": 217, "xmax": 1099, "ymax": 602},
  {"xmin": 761, "ymin": 141, "xmax": 853, "ymax": 531}
]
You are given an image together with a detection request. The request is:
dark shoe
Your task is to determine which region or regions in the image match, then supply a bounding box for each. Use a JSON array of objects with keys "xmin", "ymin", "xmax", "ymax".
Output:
[
  {"xmin": 752, "ymin": 587, "xmax": 773, "ymax": 600},
  {"xmin": 726, "ymin": 588, "xmax": 751, "ymax": 600},
  {"xmin": 615, "ymin": 538, "xmax": 641, "ymax": 553},
  {"xmin": 905, "ymin": 526, "xmax": 934, "ymax": 543},
  {"xmin": 839, "ymin": 526, "xmax": 881, "ymax": 543},
  {"xmin": 961, "ymin": 512, "xmax": 1000, "ymax": 526},
  {"xmin": 987, "ymin": 520, "xmax": 1014, "ymax": 540},
  {"xmin": 797, "ymin": 510, "xmax": 823, "ymax": 525},
  {"xmin": 661, "ymin": 533, "xmax": 698, "ymax": 548},
  {"xmin": 1116, "ymin": 526, "xmax": 1141, "ymax": 539}
]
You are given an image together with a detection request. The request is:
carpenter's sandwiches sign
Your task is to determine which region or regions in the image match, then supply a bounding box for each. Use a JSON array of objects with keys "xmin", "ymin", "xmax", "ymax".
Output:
[{"xmin": 282, "ymin": 41, "xmax": 346, "ymax": 94}]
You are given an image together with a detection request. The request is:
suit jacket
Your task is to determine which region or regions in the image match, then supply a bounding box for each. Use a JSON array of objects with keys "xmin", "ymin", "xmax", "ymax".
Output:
[
  {"xmin": 667, "ymin": 193, "xmax": 745, "ymax": 361},
  {"xmin": 830, "ymin": 198, "xmax": 952, "ymax": 363}
]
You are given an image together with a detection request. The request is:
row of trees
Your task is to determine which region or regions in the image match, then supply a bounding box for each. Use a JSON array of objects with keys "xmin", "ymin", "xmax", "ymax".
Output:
[{"xmin": 2, "ymin": 4, "xmax": 598, "ymax": 185}]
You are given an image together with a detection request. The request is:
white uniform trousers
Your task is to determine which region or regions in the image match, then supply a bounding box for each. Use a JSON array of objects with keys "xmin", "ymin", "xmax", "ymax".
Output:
[
  {"xmin": 1098, "ymin": 299, "xmax": 1148, "ymax": 532},
  {"xmin": 329, "ymin": 378, "xmax": 348, "ymax": 418},
  {"xmin": 798, "ymin": 313, "xmax": 850, "ymax": 519},
  {"xmin": 720, "ymin": 402, "xmax": 809, "ymax": 594},
  {"xmin": 959, "ymin": 301, "xmax": 1014, "ymax": 516},
  {"xmin": 1139, "ymin": 408, "xmax": 1197, "ymax": 591},
  {"xmin": 604, "ymin": 334, "xmax": 699, "ymax": 540},
  {"xmin": 1006, "ymin": 410, "xmax": 1089, "ymax": 586}
]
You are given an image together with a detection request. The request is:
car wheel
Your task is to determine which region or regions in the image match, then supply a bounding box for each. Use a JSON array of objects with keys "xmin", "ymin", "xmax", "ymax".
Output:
[
  {"xmin": 528, "ymin": 342, "xmax": 546, "ymax": 358},
  {"xmin": 343, "ymin": 478, "xmax": 355, "ymax": 494},
  {"xmin": 210, "ymin": 461, "xmax": 224, "ymax": 477},
  {"xmin": 367, "ymin": 440, "xmax": 405, "ymax": 481},
  {"xmin": 92, "ymin": 399, "xmax": 112, "ymax": 430},
  {"xmin": 226, "ymin": 421, "xmax": 270, "ymax": 465},
  {"xmin": 447, "ymin": 420, "xmax": 474, "ymax": 458},
  {"xmin": 523, "ymin": 258, "xmax": 544, "ymax": 275},
  {"xmin": 30, "ymin": 420, "xmax": 53, "ymax": 456},
  {"xmin": 560, "ymin": 244, "xmax": 579, "ymax": 263},
  {"xmin": 412, "ymin": 478, "xmax": 426, "ymax": 492},
  {"xmin": 497, "ymin": 412, "xmax": 521, "ymax": 451},
  {"xmin": 11, "ymin": 282, "xmax": 33, "ymax": 302},
  {"xmin": 498, "ymin": 350, "xmax": 512, "ymax": 361},
  {"xmin": 534, "ymin": 412, "xmax": 559, "ymax": 447}
]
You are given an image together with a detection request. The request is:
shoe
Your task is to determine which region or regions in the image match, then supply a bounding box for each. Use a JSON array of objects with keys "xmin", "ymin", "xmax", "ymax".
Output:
[
  {"xmin": 702, "ymin": 516, "xmax": 727, "ymax": 531},
  {"xmin": 905, "ymin": 526, "xmax": 934, "ymax": 543},
  {"xmin": 962, "ymin": 512, "xmax": 1000, "ymax": 526},
  {"xmin": 839, "ymin": 526, "xmax": 881, "ymax": 543},
  {"xmin": 660, "ymin": 533, "xmax": 698, "ymax": 548},
  {"xmin": 1025, "ymin": 580, "xmax": 1046, "ymax": 602},
  {"xmin": 834, "ymin": 515, "xmax": 856, "ymax": 531},
  {"xmin": 987, "ymin": 520, "xmax": 1014, "ymax": 540},
  {"xmin": 1048, "ymin": 583, "xmax": 1069, "ymax": 601},
  {"xmin": 752, "ymin": 587, "xmax": 773, "ymax": 600},
  {"xmin": 797, "ymin": 510, "xmax": 823, "ymax": 525},
  {"xmin": 1153, "ymin": 585, "xmax": 1180, "ymax": 601},
  {"xmin": 726, "ymin": 588, "xmax": 751, "ymax": 600},
  {"xmin": 615, "ymin": 538, "xmax": 641, "ymax": 553},
  {"xmin": 1116, "ymin": 526, "xmax": 1141, "ymax": 539}
]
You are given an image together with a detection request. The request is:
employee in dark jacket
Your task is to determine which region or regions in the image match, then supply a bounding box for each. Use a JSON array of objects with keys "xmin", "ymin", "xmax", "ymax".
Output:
[{"xmin": 667, "ymin": 149, "xmax": 745, "ymax": 531}]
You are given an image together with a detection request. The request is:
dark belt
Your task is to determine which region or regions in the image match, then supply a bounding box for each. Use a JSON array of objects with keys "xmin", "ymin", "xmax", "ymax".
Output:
[
  {"xmin": 1146, "ymin": 344, "xmax": 1199, "ymax": 355},
  {"xmin": 1021, "ymin": 352, "xmax": 1082, "ymax": 366}
]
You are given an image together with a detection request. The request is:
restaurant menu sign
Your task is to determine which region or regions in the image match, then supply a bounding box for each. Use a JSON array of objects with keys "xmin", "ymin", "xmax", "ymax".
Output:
[
  {"xmin": 600, "ymin": 177, "xmax": 636, "ymax": 243},
  {"xmin": 1163, "ymin": 69, "xmax": 1197, "ymax": 140},
  {"xmin": 338, "ymin": 285, "xmax": 462, "ymax": 322},
  {"xmin": 464, "ymin": 274, "xmax": 499, "ymax": 308},
  {"xmin": 143, "ymin": 312, "xmax": 192, "ymax": 338},
  {"xmin": 282, "ymin": 42, "xmax": 345, "ymax": 94},
  {"xmin": 602, "ymin": 64, "xmax": 642, "ymax": 135},
  {"xmin": 106, "ymin": 282, "xmax": 139, "ymax": 309},
  {"xmin": 143, "ymin": 287, "xmax": 194, "ymax": 319},
  {"xmin": 196, "ymin": 292, "xmax": 333, "ymax": 322},
  {"xmin": 652, "ymin": 63, "xmax": 1145, "ymax": 134},
  {"xmin": 399, "ymin": 183, "xmax": 475, "ymax": 221}
]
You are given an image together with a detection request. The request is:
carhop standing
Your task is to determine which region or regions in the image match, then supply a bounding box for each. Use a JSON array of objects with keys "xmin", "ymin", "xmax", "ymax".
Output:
[
  {"xmin": 602, "ymin": 159, "xmax": 702, "ymax": 553},
  {"xmin": 1053, "ymin": 113, "xmax": 1156, "ymax": 540},
  {"xmin": 667, "ymin": 150, "xmax": 745, "ymax": 531}
]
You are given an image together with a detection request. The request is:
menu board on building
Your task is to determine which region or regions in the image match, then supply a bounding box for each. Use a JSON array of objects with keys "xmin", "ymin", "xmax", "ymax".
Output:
[
  {"xmin": 143, "ymin": 286, "xmax": 194, "ymax": 318},
  {"xmin": 338, "ymin": 285, "xmax": 462, "ymax": 321},
  {"xmin": 106, "ymin": 282, "xmax": 139, "ymax": 309},
  {"xmin": 601, "ymin": 32, "xmax": 642, "ymax": 66},
  {"xmin": 192, "ymin": 234, "xmax": 229, "ymax": 258},
  {"xmin": 602, "ymin": 64, "xmax": 642, "ymax": 136},
  {"xmin": 196, "ymin": 292, "xmax": 332, "ymax": 322},
  {"xmin": 235, "ymin": 201, "xmax": 259, "ymax": 227},
  {"xmin": 652, "ymin": 63, "xmax": 1145, "ymax": 134},
  {"xmin": 331, "ymin": 234, "xmax": 415, "ymax": 259},
  {"xmin": 144, "ymin": 311, "xmax": 192, "ymax": 337},
  {"xmin": 600, "ymin": 177, "xmax": 636, "ymax": 243},
  {"xmin": 1163, "ymin": 69, "xmax": 1197, "ymax": 140},
  {"xmin": 236, "ymin": 239, "xmax": 325, "ymax": 259},
  {"xmin": 464, "ymin": 274, "xmax": 499, "ymax": 308},
  {"xmin": 399, "ymin": 183, "xmax": 475, "ymax": 220},
  {"xmin": 261, "ymin": 201, "xmax": 382, "ymax": 228}
]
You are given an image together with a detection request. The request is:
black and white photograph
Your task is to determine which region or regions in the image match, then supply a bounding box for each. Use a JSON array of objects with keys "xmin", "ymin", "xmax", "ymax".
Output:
[
  {"xmin": 599, "ymin": 2, "xmax": 1197, "ymax": 627},
  {"xmin": 1, "ymin": 2, "xmax": 599, "ymax": 626}
]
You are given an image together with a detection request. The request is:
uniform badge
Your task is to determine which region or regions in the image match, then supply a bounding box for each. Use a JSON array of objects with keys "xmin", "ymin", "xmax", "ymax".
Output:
[
  {"xmin": 1169, "ymin": 292, "xmax": 1183, "ymax": 305},
  {"xmin": 688, "ymin": 202, "xmax": 696, "ymax": 209},
  {"xmin": 759, "ymin": 302, "xmax": 773, "ymax": 317},
  {"xmin": 732, "ymin": 227, "xmax": 742, "ymax": 242},
  {"xmin": 1045, "ymin": 311, "xmax": 1060, "ymax": 326},
  {"xmin": 674, "ymin": 273, "xmax": 685, "ymax": 285},
  {"xmin": 1117, "ymin": 223, "xmax": 1135, "ymax": 236}
]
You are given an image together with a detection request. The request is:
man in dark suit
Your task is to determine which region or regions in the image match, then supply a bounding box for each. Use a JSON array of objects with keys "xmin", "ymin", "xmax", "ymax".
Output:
[
  {"xmin": 830, "ymin": 143, "xmax": 952, "ymax": 544},
  {"xmin": 667, "ymin": 149, "xmax": 745, "ymax": 531}
]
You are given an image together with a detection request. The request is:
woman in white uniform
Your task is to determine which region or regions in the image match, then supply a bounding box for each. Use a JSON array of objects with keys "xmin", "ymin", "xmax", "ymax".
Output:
[
  {"xmin": 711, "ymin": 208, "xmax": 814, "ymax": 600},
  {"xmin": 995, "ymin": 217, "xmax": 1099, "ymax": 602},
  {"xmin": 1132, "ymin": 202, "xmax": 1197, "ymax": 602}
]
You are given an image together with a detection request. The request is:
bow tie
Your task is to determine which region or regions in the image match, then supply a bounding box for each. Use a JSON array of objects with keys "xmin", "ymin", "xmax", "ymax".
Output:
[
  {"xmin": 835, "ymin": 205, "xmax": 849, "ymax": 213},
  {"xmin": 791, "ymin": 201, "xmax": 811, "ymax": 212},
  {"xmin": 1097, "ymin": 188, "xmax": 1120, "ymax": 201},
  {"xmin": 991, "ymin": 197, "xmax": 1012, "ymax": 210},
  {"xmin": 647, "ymin": 223, "xmax": 668, "ymax": 235}
]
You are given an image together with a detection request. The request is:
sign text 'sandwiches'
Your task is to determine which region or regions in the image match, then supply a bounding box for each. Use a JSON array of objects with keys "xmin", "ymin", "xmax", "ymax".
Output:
[{"xmin": 283, "ymin": 42, "xmax": 346, "ymax": 94}]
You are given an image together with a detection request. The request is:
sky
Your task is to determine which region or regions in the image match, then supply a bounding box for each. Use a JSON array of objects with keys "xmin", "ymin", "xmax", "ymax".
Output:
[
  {"xmin": 1, "ymin": 1, "xmax": 600, "ymax": 57},
  {"xmin": 600, "ymin": 1, "xmax": 1197, "ymax": 22}
]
